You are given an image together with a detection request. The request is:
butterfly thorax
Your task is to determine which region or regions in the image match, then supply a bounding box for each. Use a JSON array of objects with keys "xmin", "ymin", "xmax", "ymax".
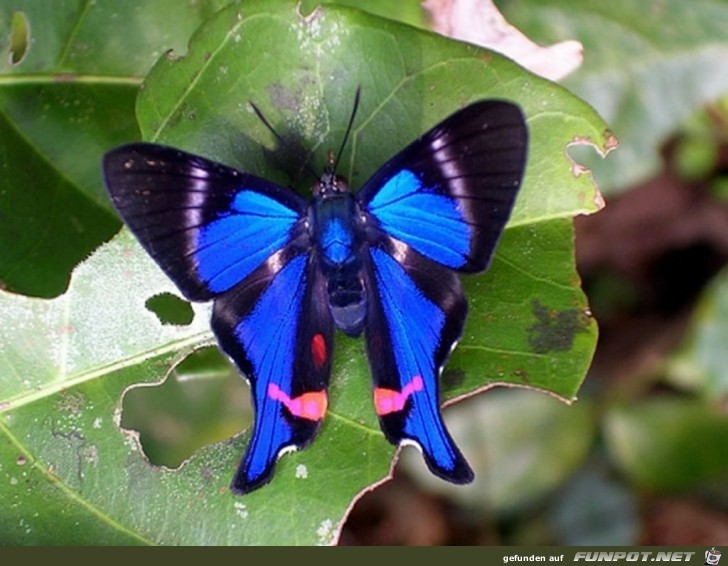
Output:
[{"xmin": 310, "ymin": 172, "xmax": 367, "ymax": 337}]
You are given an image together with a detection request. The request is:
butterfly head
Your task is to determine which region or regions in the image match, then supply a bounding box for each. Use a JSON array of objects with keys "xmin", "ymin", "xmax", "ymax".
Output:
[{"xmin": 313, "ymin": 170, "xmax": 350, "ymax": 197}]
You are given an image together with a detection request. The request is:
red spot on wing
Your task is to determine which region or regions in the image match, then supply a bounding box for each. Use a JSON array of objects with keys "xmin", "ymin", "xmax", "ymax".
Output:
[
  {"xmin": 373, "ymin": 376, "xmax": 424, "ymax": 416},
  {"xmin": 268, "ymin": 383, "xmax": 327, "ymax": 421},
  {"xmin": 311, "ymin": 333, "xmax": 327, "ymax": 369}
]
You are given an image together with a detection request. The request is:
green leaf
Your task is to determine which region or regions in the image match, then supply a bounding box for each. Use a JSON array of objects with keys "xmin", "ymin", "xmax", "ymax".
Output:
[
  {"xmin": 0, "ymin": 0, "xmax": 609, "ymax": 545},
  {"xmin": 500, "ymin": 0, "xmax": 728, "ymax": 193},
  {"xmin": 300, "ymin": 0, "xmax": 427, "ymax": 28},
  {"xmin": 604, "ymin": 398, "xmax": 728, "ymax": 492},
  {"xmin": 666, "ymin": 267, "xmax": 728, "ymax": 398},
  {"xmin": 0, "ymin": 0, "xmax": 228, "ymax": 297}
]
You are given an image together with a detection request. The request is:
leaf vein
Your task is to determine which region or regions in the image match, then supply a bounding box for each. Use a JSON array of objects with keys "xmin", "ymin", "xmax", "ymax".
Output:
[{"xmin": 0, "ymin": 420, "xmax": 156, "ymax": 545}]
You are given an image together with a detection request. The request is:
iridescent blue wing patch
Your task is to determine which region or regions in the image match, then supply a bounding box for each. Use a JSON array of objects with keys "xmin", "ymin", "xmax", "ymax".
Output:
[
  {"xmin": 212, "ymin": 248, "xmax": 334, "ymax": 494},
  {"xmin": 103, "ymin": 143, "xmax": 307, "ymax": 301},
  {"xmin": 364, "ymin": 241, "xmax": 473, "ymax": 483},
  {"xmin": 358, "ymin": 100, "xmax": 528, "ymax": 273}
]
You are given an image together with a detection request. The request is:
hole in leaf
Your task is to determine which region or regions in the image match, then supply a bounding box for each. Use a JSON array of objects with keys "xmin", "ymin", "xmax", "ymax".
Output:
[
  {"xmin": 121, "ymin": 346, "xmax": 252, "ymax": 468},
  {"xmin": 9, "ymin": 12, "xmax": 29, "ymax": 65},
  {"xmin": 145, "ymin": 292, "xmax": 194, "ymax": 325}
]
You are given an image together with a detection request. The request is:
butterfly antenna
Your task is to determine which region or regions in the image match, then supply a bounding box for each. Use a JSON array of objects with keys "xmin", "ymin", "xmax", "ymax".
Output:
[
  {"xmin": 249, "ymin": 101, "xmax": 318, "ymax": 182},
  {"xmin": 332, "ymin": 87, "xmax": 361, "ymax": 174}
]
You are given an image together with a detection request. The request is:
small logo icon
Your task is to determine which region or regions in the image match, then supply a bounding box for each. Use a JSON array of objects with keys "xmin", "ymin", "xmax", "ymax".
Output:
[{"xmin": 705, "ymin": 548, "xmax": 722, "ymax": 566}]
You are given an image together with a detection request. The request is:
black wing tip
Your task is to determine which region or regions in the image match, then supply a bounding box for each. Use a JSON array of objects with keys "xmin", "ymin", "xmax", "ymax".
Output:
[
  {"xmin": 449, "ymin": 462, "xmax": 476, "ymax": 484},
  {"xmin": 230, "ymin": 464, "xmax": 275, "ymax": 496},
  {"xmin": 425, "ymin": 453, "xmax": 475, "ymax": 485},
  {"xmin": 461, "ymin": 99, "xmax": 529, "ymax": 150},
  {"xmin": 467, "ymin": 98, "xmax": 526, "ymax": 120},
  {"xmin": 102, "ymin": 142, "xmax": 174, "ymax": 187},
  {"xmin": 103, "ymin": 142, "xmax": 192, "ymax": 171}
]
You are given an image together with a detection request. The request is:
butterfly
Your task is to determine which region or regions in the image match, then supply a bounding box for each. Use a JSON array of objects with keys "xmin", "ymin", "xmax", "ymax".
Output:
[{"xmin": 103, "ymin": 95, "xmax": 528, "ymax": 494}]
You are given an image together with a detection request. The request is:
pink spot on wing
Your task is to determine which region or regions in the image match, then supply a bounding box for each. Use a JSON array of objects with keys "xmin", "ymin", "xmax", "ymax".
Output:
[
  {"xmin": 311, "ymin": 333, "xmax": 327, "ymax": 369},
  {"xmin": 268, "ymin": 383, "xmax": 327, "ymax": 421},
  {"xmin": 373, "ymin": 376, "xmax": 424, "ymax": 416}
]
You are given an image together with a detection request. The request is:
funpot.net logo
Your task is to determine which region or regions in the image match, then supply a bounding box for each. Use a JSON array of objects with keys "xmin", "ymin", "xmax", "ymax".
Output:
[{"xmin": 573, "ymin": 552, "xmax": 696, "ymax": 562}]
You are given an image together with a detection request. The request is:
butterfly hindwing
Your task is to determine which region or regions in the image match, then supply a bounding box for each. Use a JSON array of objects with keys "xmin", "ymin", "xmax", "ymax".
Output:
[
  {"xmin": 364, "ymin": 239, "xmax": 473, "ymax": 483},
  {"xmin": 103, "ymin": 143, "xmax": 308, "ymax": 301},
  {"xmin": 358, "ymin": 100, "xmax": 528, "ymax": 273},
  {"xmin": 211, "ymin": 246, "xmax": 334, "ymax": 494}
]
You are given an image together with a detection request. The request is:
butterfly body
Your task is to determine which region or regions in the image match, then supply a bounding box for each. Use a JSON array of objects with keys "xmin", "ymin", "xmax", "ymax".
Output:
[
  {"xmin": 310, "ymin": 175, "xmax": 368, "ymax": 336},
  {"xmin": 103, "ymin": 99, "xmax": 528, "ymax": 494}
]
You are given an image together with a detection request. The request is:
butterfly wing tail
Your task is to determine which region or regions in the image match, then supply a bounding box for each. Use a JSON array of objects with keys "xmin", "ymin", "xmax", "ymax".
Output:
[
  {"xmin": 377, "ymin": 386, "xmax": 474, "ymax": 483},
  {"xmin": 231, "ymin": 405, "xmax": 321, "ymax": 494}
]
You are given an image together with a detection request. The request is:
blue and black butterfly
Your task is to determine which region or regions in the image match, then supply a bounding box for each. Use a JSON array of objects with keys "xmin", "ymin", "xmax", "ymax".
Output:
[{"xmin": 103, "ymin": 95, "xmax": 528, "ymax": 494}]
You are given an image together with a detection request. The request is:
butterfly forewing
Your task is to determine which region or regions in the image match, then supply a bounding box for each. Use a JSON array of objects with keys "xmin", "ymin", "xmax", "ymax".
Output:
[
  {"xmin": 358, "ymin": 100, "xmax": 528, "ymax": 273},
  {"xmin": 103, "ymin": 143, "xmax": 308, "ymax": 301}
]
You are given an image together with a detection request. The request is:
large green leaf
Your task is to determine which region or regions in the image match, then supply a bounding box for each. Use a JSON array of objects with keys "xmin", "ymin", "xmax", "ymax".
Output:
[
  {"xmin": 300, "ymin": 0, "xmax": 426, "ymax": 28},
  {"xmin": 0, "ymin": 0, "xmax": 228, "ymax": 297},
  {"xmin": 666, "ymin": 267, "xmax": 728, "ymax": 398},
  {"xmin": 0, "ymin": 0, "xmax": 609, "ymax": 545},
  {"xmin": 500, "ymin": 0, "xmax": 728, "ymax": 193},
  {"xmin": 605, "ymin": 398, "xmax": 728, "ymax": 492}
]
